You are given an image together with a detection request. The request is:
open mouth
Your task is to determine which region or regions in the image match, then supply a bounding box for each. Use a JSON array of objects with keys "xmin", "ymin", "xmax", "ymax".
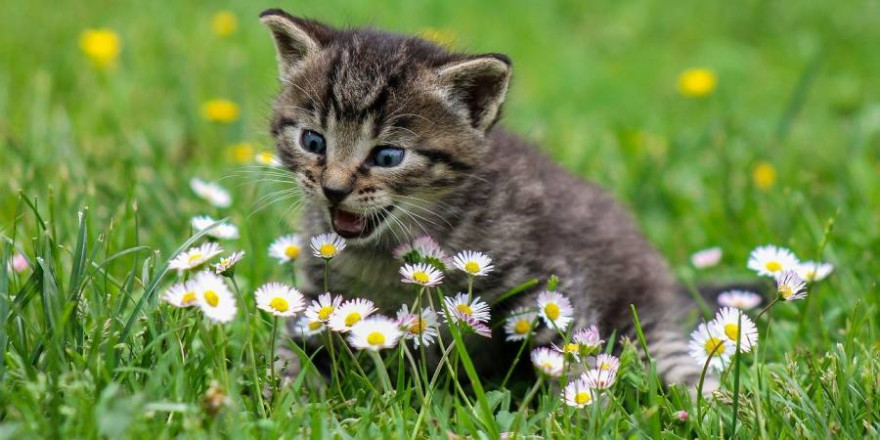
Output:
[{"xmin": 329, "ymin": 206, "xmax": 393, "ymax": 239}]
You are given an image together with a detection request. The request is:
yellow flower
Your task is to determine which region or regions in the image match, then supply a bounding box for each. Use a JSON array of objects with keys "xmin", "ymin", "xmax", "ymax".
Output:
[
  {"xmin": 677, "ymin": 68, "xmax": 717, "ymax": 98},
  {"xmin": 419, "ymin": 27, "xmax": 456, "ymax": 47},
  {"xmin": 752, "ymin": 161, "xmax": 777, "ymax": 190},
  {"xmin": 201, "ymin": 99, "xmax": 240, "ymax": 123},
  {"xmin": 228, "ymin": 142, "xmax": 254, "ymax": 163},
  {"xmin": 212, "ymin": 11, "xmax": 238, "ymax": 38},
  {"xmin": 79, "ymin": 29, "xmax": 121, "ymax": 69}
]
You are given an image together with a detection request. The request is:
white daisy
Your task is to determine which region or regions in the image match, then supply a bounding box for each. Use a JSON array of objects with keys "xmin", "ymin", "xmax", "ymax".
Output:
[
  {"xmin": 328, "ymin": 298, "xmax": 376, "ymax": 332},
  {"xmin": 255, "ymin": 151, "xmax": 281, "ymax": 166},
  {"xmin": 292, "ymin": 315, "xmax": 326, "ymax": 338},
  {"xmin": 711, "ymin": 307, "xmax": 758, "ymax": 353},
  {"xmin": 305, "ymin": 292, "xmax": 343, "ymax": 323},
  {"xmin": 775, "ymin": 269, "xmax": 807, "ymax": 301},
  {"xmin": 582, "ymin": 367, "xmax": 617, "ymax": 390},
  {"xmin": 503, "ymin": 307, "xmax": 538, "ymax": 341},
  {"xmin": 169, "ymin": 242, "xmax": 223, "ymax": 271},
  {"xmin": 400, "ymin": 262, "xmax": 444, "ymax": 287},
  {"xmin": 396, "ymin": 305, "xmax": 439, "ymax": 348},
  {"xmin": 594, "ymin": 354, "xmax": 620, "ymax": 375},
  {"xmin": 213, "ymin": 251, "xmax": 245, "ymax": 276},
  {"xmin": 552, "ymin": 340, "xmax": 585, "ymax": 360},
  {"xmin": 452, "ymin": 250, "xmax": 494, "ymax": 277},
  {"xmin": 310, "ymin": 233, "xmax": 346, "ymax": 259},
  {"xmin": 536, "ymin": 291, "xmax": 574, "ymax": 329},
  {"xmin": 796, "ymin": 261, "xmax": 834, "ymax": 282},
  {"xmin": 572, "ymin": 325, "xmax": 604, "ymax": 352},
  {"xmin": 562, "ymin": 379, "xmax": 595, "ymax": 408},
  {"xmin": 269, "ymin": 234, "xmax": 303, "ymax": 264},
  {"xmin": 255, "ymin": 282, "xmax": 305, "ymax": 318},
  {"xmin": 688, "ymin": 322, "xmax": 731, "ymax": 371},
  {"xmin": 717, "ymin": 290, "xmax": 762, "ymax": 310},
  {"xmin": 348, "ymin": 315, "xmax": 403, "ymax": 351},
  {"xmin": 747, "ymin": 245, "xmax": 799, "ymax": 277},
  {"xmin": 441, "ymin": 292, "xmax": 491, "ymax": 323},
  {"xmin": 530, "ymin": 347, "xmax": 565, "ymax": 377},
  {"xmin": 191, "ymin": 271, "xmax": 237, "ymax": 323},
  {"xmin": 690, "ymin": 247, "xmax": 722, "ymax": 269},
  {"xmin": 191, "ymin": 215, "xmax": 239, "ymax": 240},
  {"xmin": 190, "ymin": 177, "xmax": 232, "ymax": 208},
  {"xmin": 161, "ymin": 281, "xmax": 199, "ymax": 308}
]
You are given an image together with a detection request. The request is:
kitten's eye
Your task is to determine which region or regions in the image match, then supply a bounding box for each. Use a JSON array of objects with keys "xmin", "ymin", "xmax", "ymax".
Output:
[
  {"xmin": 300, "ymin": 130, "xmax": 326, "ymax": 155},
  {"xmin": 372, "ymin": 146, "xmax": 405, "ymax": 167}
]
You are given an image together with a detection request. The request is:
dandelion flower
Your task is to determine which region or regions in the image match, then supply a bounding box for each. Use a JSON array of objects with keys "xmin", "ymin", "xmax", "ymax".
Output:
[
  {"xmin": 192, "ymin": 215, "xmax": 239, "ymax": 240},
  {"xmin": 79, "ymin": 29, "xmax": 121, "ymax": 69},
  {"xmin": 310, "ymin": 233, "xmax": 346, "ymax": 259},
  {"xmin": 305, "ymin": 292, "xmax": 343, "ymax": 323},
  {"xmin": 503, "ymin": 307, "xmax": 538, "ymax": 341},
  {"xmin": 717, "ymin": 290, "xmax": 762, "ymax": 310},
  {"xmin": 213, "ymin": 251, "xmax": 245, "ymax": 276},
  {"xmin": 269, "ymin": 234, "xmax": 303, "ymax": 264},
  {"xmin": 255, "ymin": 282, "xmax": 305, "ymax": 317},
  {"xmin": 453, "ymin": 250, "xmax": 494, "ymax": 277},
  {"xmin": 228, "ymin": 142, "xmax": 254, "ymax": 164},
  {"xmin": 349, "ymin": 315, "xmax": 403, "ymax": 351},
  {"xmin": 255, "ymin": 151, "xmax": 281, "ymax": 166},
  {"xmin": 752, "ymin": 162, "xmax": 777, "ymax": 190},
  {"xmin": 192, "ymin": 272, "xmax": 237, "ymax": 323},
  {"xmin": 530, "ymin": 347, "xmax": 565, "ymax": 377},
  {"xmin": 190, "ymin": 178, "xmax": 232, "ymax": 208},
  {"xmin": 400, "ymin": 262, "xmax": 444, "ymax": 287},
  {"xmin": 677, "ymin": 68, "xmax": 717, "ymax": 98},
  {"xmin": 212, "ymin": 11, "xmax": 237, "ymax": 38},
  {"xmin": 328, "ymin": 298, "xmax": 376, "ymax": 333},
  {"xmin": 441, "ymin": 292, "xmax": 491, "ymax": 323},
  {"xmin": 688, "ymin": 322, "xmax": 730, "ymax": 371},
  {"xmin": 169, "ymin": 242, "xmax": 223, "ymax": 271},
  {"xmin": 690, "ymin": 247, "xmax": 722, "ymax": 269},
  {"xmin": 562, "ymin": 379, "xmax": 595, "ymax": 408},
  {"xmin": 536, "ymin": 290, "xmax": 574, "ymax": 329},
  {"xmin": 796, "ymin": 261, "xmax": 834, "ymax": 282},
  {"xmin": 292, "ymin": 315, "xmax": 326, "ymax": 338},
  {"xmin": 396, "ymin": 305, "xmax": 439, "ymax": 348},
  {"xmin": 201, "ymin": 99, "xmax": 240, "ymax": 124},
  {"xmin": 747, "ymin": 245, "xmax": 799, "ymax": 277},
  {"xmin": 711, "ymin": 307, "xmax": 758, "ymax": 352},
  {"xmin": 572, "ymin": 326, "xmax": 604, "ymax": 352},
  {"xmin": 582, "ymin": 368, "xmax": 617, "ymax": 390},
  {"xmin": 162, "ymin": 281, "xmax": 199, "ymax": 308},
  {"xmin": 775, "ymin": 270, "xmax": 807, "ymax": 301}
]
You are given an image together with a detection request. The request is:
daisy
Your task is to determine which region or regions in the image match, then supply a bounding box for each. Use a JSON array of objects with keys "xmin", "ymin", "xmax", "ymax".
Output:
[
  {"xmin": 161, "ymin": 281, "xmax": 198, "ymax": 308},
  {"xmin": 328, "ymin": 298, "xmax": 376, "ymax": 332},
  {"xmin": 396, "ymin": 305, "xmax": 439, "ymax": 348},
  {"xmin": 530, "ymin": 347, "xmax": 565, "ymax": 377},
  {"xmin": 747, "ymin": 245, "xmax": 799, "ymax": 277},
  {"xmin": 796, "ymin": 261, "xmax": 834, "ymax": 282},
  {"xmin": 305, "ymin": 292, "xmax": 343, "ymax": 323},
  {"xmin": 572, "ymin": 326, "xmax": 604, "ymax": 352},
  {"xmin": 169, "ymin": 242, "xmax": 223, "ymax": 271},
  {"xmin": 400, "ymin": 262, "xmax": 444, "ymax": 287},
  {"xmin": 461, "ymin": 315, "xmax": 492, "ymax": 338},
  {"xmin": 503, "ymin": 307, "xmax": 538, "ymax": 341},
  {"xmin": 775, "ymin": 270, "xmax": 807, "ymax": 301},
  {"xmin": 191, "ymin": 215, "xmax": 239, "ymax": 240},
  {"xmin": 582, "ymin": 367, "xmax": 617, "ymax": 390},
  {"xmin": 348, "ymin": 315, "xmax": 403, "ymax": 351},
  {"xmin": 255, "ymin": 282, "xmax": 305, "ymax": 318},
  {"xmin": 269, "ymin": 234, "xmax": 303, "ymax": 264},
  {"xmin": 255, "ymin": 151, "xmax": 281, "ymax": 167},
  {"xmin": 441, "ymin": 292, "xmax": 491, "ymax": 323},
  {"xmin": 562, "ymin": 379, "xmax": 595, "ymax": 408},
  {"xmin": 310, "ymin": 233, "xmax": 346, "ymax": 259},
  {"xmin": 552, "ymin": 340, "xmax": 585, "ymax": 359},
  {"xmin": 452, "ymin": 250, "xmax": 494, "ymax": 277},
  {"xmin": 690, "ymin": 247, "xmax": 722, "ymax": 269},
  {"xmin": 292, "ymin": 315, "xmax": 326, "ymax": 338},
  {"xmin": 688, "ymin": 322, "xmax": 731, "ymax": 371},
  {"xmin": 717, "ymin": 290, "xmax": 762, "ymax": 310},
  {"xmin": 190, "ymin": 177, "xmax": 232, "ymax": 208},
  {"xmin": 711, "ymin": 307, "xmax": 758, "ymax": 352},
  {"xmin": 213, "ymin": 251, "xmax": 245, "ymax": 276},
  {"xmin": 191, "ymin": 271, "xmax": 237, "ymax": 323},
  {"xmin": 536, "ymin": 291, "xmax": 574, "ymax": 329},
  {"xmin": 393, "ymin": 235, "xmax": 450, "ymax": 269},
  {"xmin": 594, "ymin": 353, "xmax": 620, "ymax": 374}
]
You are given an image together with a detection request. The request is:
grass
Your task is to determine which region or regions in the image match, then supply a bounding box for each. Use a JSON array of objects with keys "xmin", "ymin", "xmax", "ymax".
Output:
[{"xmin": 1, "ymin": 0, "xmax": 879, "ymax": 438}]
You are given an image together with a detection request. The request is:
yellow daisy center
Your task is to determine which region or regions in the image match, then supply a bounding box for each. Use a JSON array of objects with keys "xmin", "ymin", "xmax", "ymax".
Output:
[
  {"xmin": 317, "ymin": 306, "xmax": 334, "ymax": 321},
  {"xmin": 779, "ymin": 285, "xmax": 793, "ymax": 299},
  {"xmin": 544, "ymin": 303, "xmax": 561, "ymax": 320},
  {"xmin": 409, "ymin": 318, "xmax": 427, "ymax": 335},
  {"xmin": 367, "ymin": 331, "xmax": 386, "ymax": 346},
  {"xmin": 308, "ymin": 321, "xmax": 323, "ymax": 331},
  {"xmin": 269, "ymin": 297, "xmax": 290, "ymax": 313},
  {"xmin": 704, "ymin": 337, "xmax": 725, "ymax": 356},
  {"xmin": 564, "ymin": 343, "xmax": 580, "ymax": 354},
  {"xmin": 541, "ymin": 361, "xmax": 555, "ymax": 371},
  {"xmin": 464, "ymin": 261, "xmax": 480, "ymax": 274},
  {"xmin": 765, "ymin": 261, "xmax": 782, "ymax": 272},
  {"xmin": 187, "ymin": 253, "xmax": 203, "ymax": 264},
  {"xmin": 182, "ymin": 291, "xmax": 197, "ymax": 305},
  {"xmin": 514, "ymin": 320, "xmax": 531, "ymax": 334},
  {"xmin": 319, "ymin": 243, "xmax": 337, "ymax": 258},
  {"xmin": 456, "ymin": 304, "xmax": 473, "ymax": 315},
  {"xmin": 344, "ymin": 312, "xmax": 361, "ymax": 327},
  {"xmin": 724, "ymin": 323, "xmax": 740, "ymax": 341},
  {"xmin": 804, "ymin": 269, "xmax": 816, "ymax": 281},
  {"xmin": 204, "ymin": 290, "xmax": 219, "ymax": 307},
  {"xmin": 413, "ymin": 271, "xmax": 430, "ymax": 284},
  {"xmin": 284, "ymin": 245, "xmax": 300, "ymax": 259},
  {"xmin": 575, "ymin": 392, "xmax": 592, "ymax": 405},
  {"xmin": 599, "ymin": 362, "xmax": 613, "ymax": 371}
]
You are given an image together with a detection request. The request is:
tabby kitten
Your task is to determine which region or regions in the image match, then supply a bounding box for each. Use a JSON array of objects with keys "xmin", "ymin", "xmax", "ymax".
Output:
[{"xmin": 260, "ymin": 8, "xmax": 710, "ymax": 387}]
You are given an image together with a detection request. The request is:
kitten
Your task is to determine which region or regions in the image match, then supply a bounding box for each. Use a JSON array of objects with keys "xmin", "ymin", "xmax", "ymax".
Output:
[{"xmin": 260, "ymin": 9, "xmax": 712, "ymax": 387}]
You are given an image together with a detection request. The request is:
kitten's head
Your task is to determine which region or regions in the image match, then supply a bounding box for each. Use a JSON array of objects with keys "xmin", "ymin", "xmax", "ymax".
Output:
[{"xmin": 260, "ymin": 9, "xmax": 511, "ymax": 242}]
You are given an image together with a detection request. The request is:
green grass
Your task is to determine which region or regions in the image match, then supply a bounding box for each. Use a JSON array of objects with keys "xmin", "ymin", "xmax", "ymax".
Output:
[{"xmin": 1, "ymin": 0, "xmax": 879, "ymax": 438}]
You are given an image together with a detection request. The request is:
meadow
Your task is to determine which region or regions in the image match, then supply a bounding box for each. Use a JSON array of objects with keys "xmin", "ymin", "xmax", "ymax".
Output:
[{"xmin": 1, "ymin": 0, "xmax": 879, "ymax": 438}]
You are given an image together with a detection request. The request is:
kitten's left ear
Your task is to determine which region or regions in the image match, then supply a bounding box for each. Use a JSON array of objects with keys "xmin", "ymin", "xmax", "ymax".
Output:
[
  {"xmin": 437, "ymin": 54, "xmax": 512, "ymax": 132},
  {"xmin": 259, "ymin": 9, "xmax": 335, "ymax": 79}
]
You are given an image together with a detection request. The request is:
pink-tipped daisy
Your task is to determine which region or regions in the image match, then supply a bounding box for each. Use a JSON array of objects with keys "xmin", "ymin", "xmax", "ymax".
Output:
[
  {"xmin": 441, "ymin": 292, "xmax": 491, "ymax": 323},
  {"xmin": 562, "ymin": 379, "xmax": 595, "ymax": 408},
  {"xmin": 503, "ymin": 307, "xmax": 538, "ymax": 341},
  {"xmin": 396, "ymin": 305, "xmax": 439, "ymax": 348},
  {"xmin": 530, "ymin": 347, "xmax": 565, "ymax": 377},
  {"xmin": 775, "ymin": 270, "xmax": 807, "ymax": 301},
  {"xmin": 536, "ymin": 291, "xmax": 574, "ymax": 329},
  {"xmin": 717, "ymin": 290, "xmax": 762, "ymax": 310}
]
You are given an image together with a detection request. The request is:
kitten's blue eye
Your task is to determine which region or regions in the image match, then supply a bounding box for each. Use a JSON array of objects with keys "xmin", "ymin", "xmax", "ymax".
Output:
[
  {"xmin": 372, "ymin": 146, "xmax": 405, "ymax": 167},
  {"xmin": 300, "ymin": 130, "xmax": 326, "ymax": 155}
]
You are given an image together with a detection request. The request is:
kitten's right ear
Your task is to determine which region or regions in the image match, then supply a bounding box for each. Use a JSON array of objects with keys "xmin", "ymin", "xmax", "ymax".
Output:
[{"xmin": 259, "ymin": 9, "xmax": 334, "ymax": 79}]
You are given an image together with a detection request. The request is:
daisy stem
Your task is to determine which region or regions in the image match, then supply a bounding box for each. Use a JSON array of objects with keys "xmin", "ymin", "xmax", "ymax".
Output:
[
  {"xmin": 269, "ymin": 316, "xmax": 278, "ymax": 389},
  {"xmin": 323, "ymin": 259, "xmax": 329, "ymax": 292},
  {"xmin": 501, "ymin": 318, "xmax": 538, "ymax": 389},
  {"xmin": 324, "ymin": 330, "xmax": 345, "ymax": 399},
  {"xmin": 467, "ymin": 276, "xmax": 473, "ymax": 302},
  {"xmin": 756, "ymin": 296, "xmax": 780, "ymax": 321},
  {"xmin": 731, "ymin": 312, "xmax": 743, "ymax": 436},
  {"xmin": 229, "ymin": 278, "xmax": 265, "ymax": 418},
  {"xmin": 511, "ymin": 375, "xmax": 544, "ymax": 437},
  {"xmin": 696, "ymin": 342, "xmax": 724, "ymax": 422},
  {"xmin": 410, "ymin": 341, "xmax": 456, "ymax": 440},
  {"xmin": 368, "ymin": 350, "xmax": 394, "ymax": 394}
]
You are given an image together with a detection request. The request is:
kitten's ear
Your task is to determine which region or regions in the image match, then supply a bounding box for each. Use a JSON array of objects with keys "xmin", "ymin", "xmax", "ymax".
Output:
[
  {"xmin": 259, "ymin": 9, "xmax": 334, "ymax": 79},
  {"xmin": 436, "ymin": 54, "xmax": 512, "ymax": 132}
]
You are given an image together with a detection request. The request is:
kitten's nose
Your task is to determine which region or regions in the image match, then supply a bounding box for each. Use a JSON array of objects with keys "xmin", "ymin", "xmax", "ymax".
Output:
[{"xmin": 322, "ymin": 185, "xmax": 352, "ymax": 205}]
